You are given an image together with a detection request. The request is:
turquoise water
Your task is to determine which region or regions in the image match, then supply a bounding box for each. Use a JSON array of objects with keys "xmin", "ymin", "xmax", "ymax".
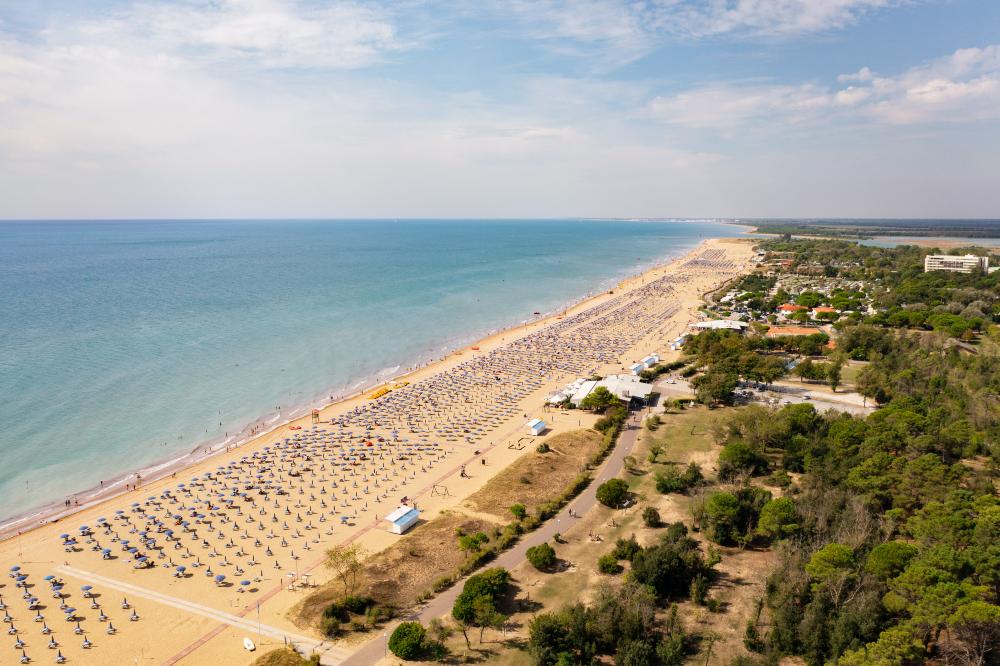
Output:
[{"xmin": 0, "ymin": 219, "xmax": 734, "ymax": 520}]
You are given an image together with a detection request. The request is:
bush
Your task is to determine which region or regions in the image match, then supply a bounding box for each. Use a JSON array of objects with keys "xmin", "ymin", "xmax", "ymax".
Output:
[
  {"xmin": 536, "ymin": 442, "xmax": 550, "ymax": 453},
  {"xmin": 598, "ymin": 553, "xmax": 623, "ymax": 574},
  {"xmin": 458, "ymin": 531, "xmax": 489, "ymax": 552},
  {"xmin": 642, "ymin": 506, "xmax": 661, "ymax": 528},
  {"xmin": 689, "ymin": 573, "xmax": 709, "ymax": 605},
  {"xmin": 340, "ymin": 595, "xmax": 374, "ymax": 615},
  {"xmin": 596, "ymin": 478, "xmax": 629, "ymax": 508},
  {"xmin": 526, "ymin": 542, "xmax": 557, "ymax": 570},
  {"xmin": 320, "ymin": 615, "xmax": 340, "ymax": 637},
  {"xmin": 594, "ymin": 404, "xmax": 628, "ymax": 434},
  {"xmin": 655, "ymin": 463, "xmax": 702, "ymax": 494},
  {"xmin": 718, "ymin": 442, "xmax": 766, "ymax": 481},
  {"xmin": 510, "ymin": 503, "xmax": 527, "ymax": 520},
  {"xmin": 612, "ymin": 534, "xmax": 642, "ymax": 561},
  {"xmin": 388, "ymin": 622, "xmax": 426, "ymax": 660}
]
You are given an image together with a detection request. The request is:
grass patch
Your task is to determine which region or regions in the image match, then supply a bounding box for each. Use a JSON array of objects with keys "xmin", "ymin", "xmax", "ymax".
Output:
[
  {"xmin": 294, "ymin": 514, "xmax": 497, "ymax": 629},
  {"xmin": 642, "ymin": 407, "xmax": 716, "ymax": 464},
  {"xmin": 464, "ymin": 429, "xmax": 604, "ymax": 520}
]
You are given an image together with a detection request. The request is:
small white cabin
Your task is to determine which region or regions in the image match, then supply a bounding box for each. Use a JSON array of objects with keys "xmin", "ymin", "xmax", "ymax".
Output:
[
  {"xmin": 526, "ymin": 418, "xmax": 546, "ymax": 436},
  {"xmin": 630, "ymin": 363, "xmax": 645, "ymax": 375},
  {"xmin": 385, "ymin": 505, "xmax": 420, "ymax": 535}
]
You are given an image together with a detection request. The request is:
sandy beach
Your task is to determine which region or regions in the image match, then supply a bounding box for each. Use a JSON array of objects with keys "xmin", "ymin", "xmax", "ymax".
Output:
[{"xmin": 0, "ymin": 237, "xmax": 755, "ymax": 666}]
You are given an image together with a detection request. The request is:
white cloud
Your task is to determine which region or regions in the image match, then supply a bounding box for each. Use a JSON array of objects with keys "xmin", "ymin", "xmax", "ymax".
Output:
[
  {"xmin": 838, "ymin": 66, "xmax": 875, "ymax": 83},
  {"xmin": 667, "ymin": 0, "xmax": 899, "ymax": 38},
  {"xmin": 648, "ymin": 83, "xmax": 832, "ymax": 129},
  {"xmin": 648, "ymin": 43, "xmax": 1000, "ymax": 129},
  {"xmin": 507, "ymin": 0, "xmax": 903, "ymax": 64},
  {"xmin": 77, "ymin": 0, "xmax": 408, "ymax": 69}
]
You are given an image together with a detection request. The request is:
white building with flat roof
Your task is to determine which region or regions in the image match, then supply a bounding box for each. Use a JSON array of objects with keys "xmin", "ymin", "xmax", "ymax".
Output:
[
  {"xmin": 924, "ymin": 254, "xmax": 989, "ymax": 274},
  {"xmin": 385, "ymin": 505, "xmax": 420, "ymax": 534}
]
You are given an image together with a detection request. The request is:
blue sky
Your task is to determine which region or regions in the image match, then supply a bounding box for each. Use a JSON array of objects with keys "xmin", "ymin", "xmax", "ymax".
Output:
[{"xmin": 1, "ymin": 0, "xmax": 999, "ymax": 219}]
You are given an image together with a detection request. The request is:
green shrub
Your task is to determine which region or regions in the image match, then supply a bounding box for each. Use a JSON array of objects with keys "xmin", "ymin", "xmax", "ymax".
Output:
[
  {"xmin": 612, "ymin": 534, "xmax": 642, "ymax": 561},
  {"xmin": 598, "ymin": 553, "xmax": 623, "ymax": 574},
  {"xmin": 510, "ymin": 503, "xmax": 527, "ymax": 520},
  {"xmin": 536, "ymin": 442, "xmax": 550, "ymax": 453},
  {"xmin": 718, "ymin": 442, "xmax": 766, "ymax": 481},
  {"xmin": 526, "ymin": 542, "xmax": 557, "ymax": 570},
  {"xmin": 388, "ymin": 622, "xmax": 427, "ymax": 660},
  {"xmin": 596, "ymin": 478, "xmax": 629, "ymax": 508},
  {"xmin": 320, "ymin": 615, "xmax": 340, "ymax": 637},
  {"xmin": 655, "ymin": 463, "xmax": 702, "ymax": 494},
  {"xmin": 642, "ymin": 506, "xmax": 661, "ymax": 527}
]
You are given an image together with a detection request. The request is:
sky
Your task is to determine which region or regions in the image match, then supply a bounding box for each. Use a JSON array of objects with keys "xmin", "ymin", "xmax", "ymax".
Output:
[{"xmin": 1, "ymin": 0, "xmax": 999, "ymax": 219}]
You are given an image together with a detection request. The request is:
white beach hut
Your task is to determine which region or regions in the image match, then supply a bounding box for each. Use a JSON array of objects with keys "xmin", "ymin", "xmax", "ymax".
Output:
[
  {"xmin": 630, "ymin": 363, "xmax": 645, "ymax": 376},
  {"xmin": 385, "ymin": 505, "xmax": 420, "ymax": 535},
  {"xmin": 641, "ymin": 354, "xmax": 659, "ymax": 368},
  {"xmin": 526, "ymin": 418, "xmax": 546, "ymax": 436}
]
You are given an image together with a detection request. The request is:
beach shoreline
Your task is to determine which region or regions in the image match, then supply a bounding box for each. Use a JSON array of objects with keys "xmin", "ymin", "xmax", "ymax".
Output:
[
  {"xmin": 0, "ymin": 236, "xmax": 756, "ymax": 666},
  {"xmin": 0, "ymin": 237, "xmax": 731, "ymax": 542}
]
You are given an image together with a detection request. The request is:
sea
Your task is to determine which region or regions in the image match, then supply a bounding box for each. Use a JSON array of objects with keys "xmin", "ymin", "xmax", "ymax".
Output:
[{"xmin": 0, "ymin": 218, "xmax": 738, "ymax": 522}]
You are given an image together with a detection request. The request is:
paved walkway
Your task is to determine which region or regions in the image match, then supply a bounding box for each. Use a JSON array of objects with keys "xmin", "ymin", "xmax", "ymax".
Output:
[
  {"xmin": 340, "ymin": 409, "xmax": 645, "ymax": 665},
  {"xmin": 54, "ymin": 564, "xmax": 351, "ymax": 664}
]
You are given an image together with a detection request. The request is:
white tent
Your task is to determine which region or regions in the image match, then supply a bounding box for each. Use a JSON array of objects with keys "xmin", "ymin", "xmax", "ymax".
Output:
[{"xmin": 597, "ymin": 375, "xmax": 654, "ymax": 401}]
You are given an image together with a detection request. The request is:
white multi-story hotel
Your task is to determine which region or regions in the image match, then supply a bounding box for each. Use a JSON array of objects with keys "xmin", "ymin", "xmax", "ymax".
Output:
[{"xmin": 923, "ymin": 254, "xmax": 990, "ymax": 273}]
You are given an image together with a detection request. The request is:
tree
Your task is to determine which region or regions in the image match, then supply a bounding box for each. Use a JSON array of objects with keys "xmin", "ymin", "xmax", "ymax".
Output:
[
  {"xmin": 526, "ymin": 542, "xmax": 557, "ymax": 571},
  {"xmin": 528, "ymin": 611, "xmax": 579, "ymax": 665},
  {"xmin": 453, "ymin": 567, "xmax": 509, "ymax": 625},
  {"xmin": 648, "ymin": 442, "xmax": 664, "ymax": 463},
  {"xmin": 704, "ymin": 492, "xmax": 740, "ymax": 544},
  {"xmin": 472, "ymin": 595, "xmax": 507, "ymax": 642},
  {"xmin": 828, "ymin": 355, "xmax": 844, "ymax": 392},
  {"xmin": 945, "ymin": 601, "xmax": 1000, "ymax": 666},
  {"xmin": 642, "ymin": 506, "xmax": 661, "ymax": 528},
  {"xmin": 388, "ymin": 622, "xmax": 427, "ymax": 660},
  {"xmin": 596, "ymin": 478, "xmax": 629, "ymax": 508},
  {"xmin": 325, "ymin": 543, "xmax": 367, "ymax": 597},
  {"xmin": 806, "ymin": 543, "xmax": 855, "ymax": 606},
  {"xmin": 580, "ymin": 386, "xmax": 620, "ymax": 412},
  {"xmin": 865, "ymin": 541, "xmax": 918, "ymax": 580},
  {"xmin": 692, "ymin": 368, "xmax": 737, "ymax": 405},
  {"xmin": 717, "ymin": 442, "xmax": 765, "ymax": 481},
  {"xmin": 509, "ymin": 503, "xmax": 527, "ymax": 520},
  {"xmin": 756, "ymin": 497, "xmax": 798, "ymax": 541}
]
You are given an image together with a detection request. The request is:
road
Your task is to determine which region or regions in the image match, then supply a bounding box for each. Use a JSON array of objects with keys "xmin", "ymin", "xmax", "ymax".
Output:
[
  {"xmin": 657, "ymin": 378, "xmax": 873, "ymax": 416},
  {"xmin": 340, "ymin": 409, "xmax": 645, "ymax": 665}
]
